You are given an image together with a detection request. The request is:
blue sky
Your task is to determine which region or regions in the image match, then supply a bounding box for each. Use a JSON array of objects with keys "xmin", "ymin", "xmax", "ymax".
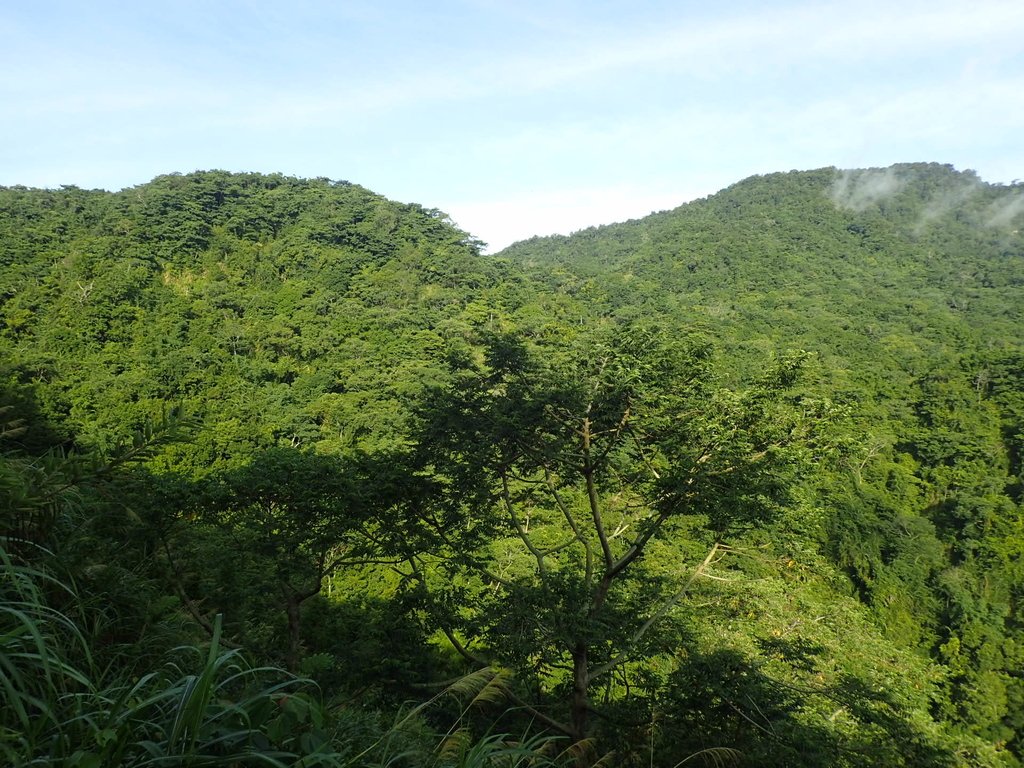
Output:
[{"xmin": 2, "ymin": 1, "xmax": 1023, "ymax": 251}]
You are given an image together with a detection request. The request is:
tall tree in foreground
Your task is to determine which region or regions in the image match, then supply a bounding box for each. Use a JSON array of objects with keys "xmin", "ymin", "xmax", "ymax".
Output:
[{"xmin": 407, "ymin": 327, "xmax": 828, "ymax": 756}]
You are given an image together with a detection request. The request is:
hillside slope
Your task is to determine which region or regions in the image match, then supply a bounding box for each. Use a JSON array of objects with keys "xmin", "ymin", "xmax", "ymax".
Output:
[
  {"xmin": 1, "ymin": 171, "xmax": 502, "ymax": 462},
  {"xmin": 1, "ymin": 166, "xmax": 1022, "ymax": 765},
  {"xmin": 499, "ymin": 163, "xmax": 1024, "ymax": 758}
]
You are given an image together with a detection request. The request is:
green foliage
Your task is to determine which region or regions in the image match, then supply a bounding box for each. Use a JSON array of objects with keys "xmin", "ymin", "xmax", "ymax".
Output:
[
  {"xmin": 1, "ymin": 171, "xmax": 493, "ymax": 466},
  {"xmin": 2, "ymin": 164, "xmax": 1023, "ymax": 764},
  {"xmin": 499, "ymin": 164, "xmax": 1024, "ymax": 763},
  {"xmin": 0, "ymin": 545, "xmax": 569, "ymax": 767},
  {"xmin": 0, "ymin": 389, "xmax": 567, "ymax": 767},
  {"xmin": 402, "ymin": 326, "xmax": 834, "ymax": 755}
]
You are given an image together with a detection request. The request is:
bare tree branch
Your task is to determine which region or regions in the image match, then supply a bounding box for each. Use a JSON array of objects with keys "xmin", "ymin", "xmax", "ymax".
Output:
[
  {"xmin": 582, "ymin": 418, "xmax": 614, "ymax": 570},
  {"xmin": 545, "ymin": 467, "xmax": 594, "ymax": 588},
  {"xmin": 590, "ymin": 541, "xmax": 722, "ymax": 681},
  {"xmin": 502, "ymin": 472, "xmax": 548, "ymax": 575}
]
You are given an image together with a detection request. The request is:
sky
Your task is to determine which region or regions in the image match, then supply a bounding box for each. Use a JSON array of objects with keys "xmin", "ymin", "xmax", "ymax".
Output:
[{"xmin": 2, "ymin": 1, "xmax": 1023, "ymax": 252}]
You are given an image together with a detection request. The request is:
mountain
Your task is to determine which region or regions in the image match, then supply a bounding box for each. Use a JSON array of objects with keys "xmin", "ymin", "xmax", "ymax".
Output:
[
  {"xmin": 498, "ymin": 162, "xmax": 1024, "ymax": 761},
  {"xmin": 1, "ymin": 170, "xmax": 501, "ymax": 462},
  {"xmin": 2, "ymin": 165, "xmax": 1023, "ymax": 766},
  {"xmin": 500, "ymin": 163, "xmax": 1023, "ymax": 368}
]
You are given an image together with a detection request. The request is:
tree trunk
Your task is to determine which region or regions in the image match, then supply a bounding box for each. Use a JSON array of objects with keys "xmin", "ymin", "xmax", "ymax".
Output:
[
  {"xmin": 285, "ymin": 594, "xmax": 302, "ymax": 672},
  {"xmin": 571, "ymin": 641, "xmax": 590, "ymax": 746}
]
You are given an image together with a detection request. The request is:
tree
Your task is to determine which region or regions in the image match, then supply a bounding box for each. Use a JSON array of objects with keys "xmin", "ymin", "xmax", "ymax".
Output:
[
  {"xmin": 406, "ymin": 327, "xmax": 827, "ymax": 753},
  {"xmin": 186, "ymin": 448, "xmax": 404, "ymax": 670}
]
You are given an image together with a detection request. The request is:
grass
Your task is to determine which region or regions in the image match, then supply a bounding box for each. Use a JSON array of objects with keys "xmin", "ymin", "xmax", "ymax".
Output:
[{"xmin": 1, "ymin": 543, "xmax": 572, "ymax": 767}]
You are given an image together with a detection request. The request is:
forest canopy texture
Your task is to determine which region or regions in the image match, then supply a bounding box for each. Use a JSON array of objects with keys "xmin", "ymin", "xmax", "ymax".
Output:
[{"xmin": 1, "ymin": 163, "xmax": 1023, "ymax": 766}]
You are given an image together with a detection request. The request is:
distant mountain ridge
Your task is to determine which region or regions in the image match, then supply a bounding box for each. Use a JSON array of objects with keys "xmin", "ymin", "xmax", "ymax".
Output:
[{"xmin": 497, "ymin": 163, "xmax": 1023, "ymax": 372}]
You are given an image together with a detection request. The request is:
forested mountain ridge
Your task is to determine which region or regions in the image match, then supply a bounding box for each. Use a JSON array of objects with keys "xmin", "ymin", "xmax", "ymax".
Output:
[
  {"xmin": 1, "ymin": 165, "xmax": 1022, "ymax": 766},
  {"xmin": 1, "ymin": 171, "xmax": 501, "ymax": 459},
  {"xmin": 500, "ymin": 163, "xmax": 1023, "ymax": 366}
]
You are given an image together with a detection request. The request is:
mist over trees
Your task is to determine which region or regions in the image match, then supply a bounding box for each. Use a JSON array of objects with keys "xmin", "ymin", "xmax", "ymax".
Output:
[{"xmin": 1, "ymin": 163, "xmax": 1022, "ymax": 766}]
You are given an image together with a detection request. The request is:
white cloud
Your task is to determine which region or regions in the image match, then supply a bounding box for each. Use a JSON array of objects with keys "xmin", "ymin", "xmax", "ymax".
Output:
[
  {"xmin": 473, "ymin": 0, "xmax": 1024, "ymax": 95},
  {"xmin": 986, "ymin": 192, "xmax": 1024, "ymax": 228},
  {"xmin": 830, "ymin": 167, "xmax": 906, "ymax": 212},
  {"xmin": 3, "ymin": 0, "xmax": 1023, "ymax": 236},
  {"xmin": 915, "ymin": 180, "xmax": 983, "ymax": 231}
]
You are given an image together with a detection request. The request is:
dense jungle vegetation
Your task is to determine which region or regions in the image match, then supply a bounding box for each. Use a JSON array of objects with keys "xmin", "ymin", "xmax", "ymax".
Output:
[{"xmin": 1, "ymin": 163, "xmax": 1022, "ymax": 766}]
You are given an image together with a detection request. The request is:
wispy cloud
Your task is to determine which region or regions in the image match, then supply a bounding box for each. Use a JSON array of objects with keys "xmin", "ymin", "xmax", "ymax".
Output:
[
  {"xmin": 915, "ymin": 179, "xmax": 982, "ymax": 231},
  {"xmin": 985, "ymin": 191, "xmax": 1024, "ymax": 228},
  {"xmin": 830, "ymin": 168, "xmax": 906, "ymax": 212},
  {"xmin": 471, "ymin": 0, "xmax": 1024, "ymax": 95}
]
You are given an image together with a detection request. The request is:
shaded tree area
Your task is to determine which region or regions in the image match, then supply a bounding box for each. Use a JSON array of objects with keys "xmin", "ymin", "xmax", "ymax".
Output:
[
  {"xmin": 0, "ymin": 380, "xmax": 565, "ymax": 767},
  {"xmin": 402, "ymin": 329, "xmax": 826, "ymax": 742}
]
